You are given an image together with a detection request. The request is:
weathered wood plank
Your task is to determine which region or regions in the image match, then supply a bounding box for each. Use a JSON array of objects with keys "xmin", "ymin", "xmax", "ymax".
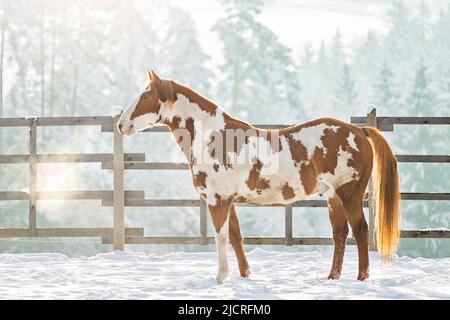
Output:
[
  {"xmin": 0, "ymin": 191, "xmax": 29, "ymax": 200},
  {"xmin": 0, "ymin": 118, "xmax": 31, "ymax": 127},
  {"xmin": 200, "ymin": 198, "xmax": 208, "ymax": 245},
  {"xmin": 37, "ymin": 153, "xmax": 145, "ymax": 163},
  {"xmin": 0, "ymin": 153, "xmax": 145, "ymax": 164},
  {"xmin": 285, "ymin": 206, "xmax": 293, "ymax": 246},
  {"xmin": 122, "ymin": 236, "xmax": 357, "ymax": 245},
  {"xmin": 0, "ymin": 228, "xmax": 143, "ymax": 238},
  {"xmin": 351, "ymin": 116, "xmax": 450, "ymax": 131},
  {"xmin": 101, "ymin": 199, "xmax": 367, "ymax": 208},
  {"xmin": 29, "ymin": 118, "xmax": 37, "ymax": 234},
  {"xmin": 367, "ymin": 109, "xmax": 377, "ymax": 251},
  {"xmin": 401, "ymin": 193, "xmax": 450, "ymax": 200},
  {"xmin": 36, "ymin": 190, "xmax": 144, "ymax": 201},
  {"xmin": 401, "ymin": 230, "xmax": 450, "ymax": 238},
  {"xmin": 122, "ymin": 162, "xmax": 190, "ymax": 170},
  {"xmin": 0, "ymin": 155, "xmax": 29, "ymax": 163},
  {"xmin": 122, "ymin": 199, "xmax": 202, "ymax": 207},
  {"xmin": 113, "ymin": 115, "xmax": 125, "ymax": 251},
  {"xmin": 36, "ymin": 116, "xmax": 112, "ymax": 127},
  {"xmin": 396, "ymin": 155, "xmax": 450, "ymax": 163}
]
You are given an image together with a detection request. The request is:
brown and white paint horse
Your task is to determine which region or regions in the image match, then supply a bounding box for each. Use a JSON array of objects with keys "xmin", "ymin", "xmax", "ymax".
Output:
[{"xmin": 118, "ymin": 70, "xmax": 401, "ymax": 283}]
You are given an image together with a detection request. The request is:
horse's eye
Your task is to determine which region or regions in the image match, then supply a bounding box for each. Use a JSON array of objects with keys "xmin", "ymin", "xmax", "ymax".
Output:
[{"xmin": 140, "ymin": 93, "xmax": 149, "ymax": 101}]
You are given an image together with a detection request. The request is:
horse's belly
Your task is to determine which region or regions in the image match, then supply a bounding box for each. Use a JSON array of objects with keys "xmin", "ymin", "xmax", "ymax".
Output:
[{"xmin": 238, "ymin": 179, "xmax": 308, "ymax": 205}]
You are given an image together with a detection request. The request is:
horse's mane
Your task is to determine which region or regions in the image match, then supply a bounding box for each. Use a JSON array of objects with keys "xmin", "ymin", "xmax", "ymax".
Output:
[
  {"xmin": 155, "ymin": 79, "xmax": 175, "ymax": 105},
  {"xmin": 170, "ymin": 81, "xmax": 219, "ymax": 117}
]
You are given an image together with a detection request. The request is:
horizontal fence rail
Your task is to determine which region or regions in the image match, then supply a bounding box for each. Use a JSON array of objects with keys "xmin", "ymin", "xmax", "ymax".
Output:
[{"xmin": 0, "ymin": 109, "xmax": 448, "ymax": 251}]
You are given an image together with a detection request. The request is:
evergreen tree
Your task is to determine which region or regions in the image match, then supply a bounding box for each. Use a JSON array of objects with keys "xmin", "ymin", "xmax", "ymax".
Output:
[
  {"xmin": 335, "ymin": 63, "xmax": 356, "ymax": 110},
  {"xmin": 373, "ymin": 61, "xmax": 397, "ymax": 110},
  {"xmin": 408, "ymin": 56, "xmax": 432, "ymax": 116},
  {"xmin": 352, "ymin": 30, "xmax": 381, "ymax": 110},
  {"xmin": 161, "ymin": 6, "xmax": 213, "ymax": 96},
  {"xmin": 329, "ymin": 30, "xmax": 346, "ymax": 83},
  {"xmin": 213, "ymin": 0, "xmax": 301, "ymax": 123},
  {"xmin": 415, "ymin": 0, "xmax": 431, "ymax": 46}
]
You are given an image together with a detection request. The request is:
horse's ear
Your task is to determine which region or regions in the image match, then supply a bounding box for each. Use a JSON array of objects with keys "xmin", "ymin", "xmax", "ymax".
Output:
[{"xmin": 149, "ymin": 69, "xmax": 161, "ymax": 82}]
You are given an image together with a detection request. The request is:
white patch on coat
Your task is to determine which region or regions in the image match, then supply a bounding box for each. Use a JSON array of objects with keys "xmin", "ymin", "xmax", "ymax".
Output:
[
  {"xmin": 118, "ymin": 95, "xmax": 140, "ymax": 130},
  {"xmin": 347, "ymin": 132, "xmax": 359, "ymax": 151},
  {"xmin": 163, "ymin": 94, "xmax": 225, "ymax": 166},
  {"xmin": 290, "ymin": 124, "xmax": 340, "ymax": 159},
  {"xmin": 133, "ymin": 112, "xmax": 160, "ymax": 131},
  {"xmin": 319, "ymin": 146, "xmax": 359, "ymax": 188},
  {"xmin": 233, "ymin": 136, "xmax": 304, "ymax": 204},
  {"xmin": 214, "ymin": 215, "xmax": 230, "ymax": 284}
]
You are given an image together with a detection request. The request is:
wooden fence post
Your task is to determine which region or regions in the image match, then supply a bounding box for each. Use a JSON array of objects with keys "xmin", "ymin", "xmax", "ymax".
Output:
[
  {"xmin": 285, "ymin": 206, "xmax": 293, "ymax": 246},
  {"xmin": 367, "ymin": 108, "xmax": 377, "ymax": 251},
  {"xmin": 113, "ymin": 115, "xmax": 125, "ymax": 251},
  {"xmin": 29, "ymin": 118, "xmax": 37, "ymax": 236},
  {"xmin": 200, "ymin": 198, "xmax": 208, "ymax": 245}
]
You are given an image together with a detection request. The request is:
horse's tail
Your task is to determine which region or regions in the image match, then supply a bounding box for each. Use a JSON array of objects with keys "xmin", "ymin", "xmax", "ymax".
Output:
[{"xmin": 362, "ymin": 126, "xmax": 401, "ymax": 260}]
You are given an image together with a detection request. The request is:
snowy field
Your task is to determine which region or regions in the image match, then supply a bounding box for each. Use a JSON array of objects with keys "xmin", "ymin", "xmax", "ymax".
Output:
[{"xmin": 0, "ymin": 249, "xmax": 449, "ymax": 300}]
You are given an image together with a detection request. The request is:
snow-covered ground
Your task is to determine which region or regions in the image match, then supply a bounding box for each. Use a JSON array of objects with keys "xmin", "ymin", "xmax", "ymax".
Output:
[{"xmin": 0, "ymin": 249, "xmax": 449, "ymax": 300}]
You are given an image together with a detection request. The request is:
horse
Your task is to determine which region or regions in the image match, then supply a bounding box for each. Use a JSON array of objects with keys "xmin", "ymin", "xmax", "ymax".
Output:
[{"xmin": 118, "ymin": 70, "xmax": 401, "ymax": 283}]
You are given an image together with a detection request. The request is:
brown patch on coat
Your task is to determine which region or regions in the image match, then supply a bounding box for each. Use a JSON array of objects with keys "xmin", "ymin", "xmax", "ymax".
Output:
[
  {"xmin": 300, "ymin": 162, "xmax": 319, "ymax": 195},
  {"xmin": 213, "ymin": 163, "xmax": 220, "ymax": 172},
  {"xmin": 246, "ymin": 159, "xmax": 270, "ymax": 194},
  {"xmin": 165, "ymin": 116, "xmax": 182, "ymax": 132},
  {"xmin": 208, "ymin": 194, "xmax": 233, "ymax": 233},
  {"xmin": 287, "ymin": 138, "xmax": 308, "ymax": 164},
  {"xmin": 131, "ymin": 94, "xmax": 161, "ymax": 121},
  {"xmin": 131, "ymin": 77, "xmax": 177, "ymax": 121},
  {"xmin": 282, "ymin": 183, "xmax": 296, "ymax": 200},
  {"xmin": 185, "ymin": 117, "xmax": 195, "ymax": 146},
  {"xmin": 193, "ymin": 171, "xmax": 207, "ymax": 189},
  {"xmin": 316, "ymin": 126, "xmax": 348, "ymax": 175}
]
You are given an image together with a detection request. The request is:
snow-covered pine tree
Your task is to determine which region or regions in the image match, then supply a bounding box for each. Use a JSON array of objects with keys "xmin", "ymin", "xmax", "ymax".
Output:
[
  {"xmin": 329, "ymin": 30, "xmax": 346, "ymax": 83},
  {"xmin": 415, "ymin": 0, "xmax": 431, "ymax": 47},
  {"xmin": 213, "ymin": 0, "xmax": 301, "ymax": 123},
  {"xmin": 298, "ymin": 43, "xmax": 320, "ymax": 120},
  {"xmin": 334, "ymin": 63, "xmax": 357, "ymax": 112},
  {"xmin": 373, "ymin": 61, "xmax": 398, "ymax": 111},
  {"xmin": 409, "ymin": 56, "xmax": 432, "ymax": 116},
  {"xmin": 161, "ymin": 5, "xmax": 213, "ymax": 97},
  {"xmin": 385, "ymin": 0, "xmax": 414, "ymax": 63},
  {"xmin": 352, "ymin": 30, "xmax": 381, "ymax": 111},
  {"xmin": 0, "ymin": 0, "xmax": 7, "ymax": 151}
]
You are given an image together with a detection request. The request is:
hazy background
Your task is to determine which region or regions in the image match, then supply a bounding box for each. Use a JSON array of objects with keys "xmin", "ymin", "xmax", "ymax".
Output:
[{"xmin": 0, "ymin": 0, "xmax": 448, "ymax": 258}]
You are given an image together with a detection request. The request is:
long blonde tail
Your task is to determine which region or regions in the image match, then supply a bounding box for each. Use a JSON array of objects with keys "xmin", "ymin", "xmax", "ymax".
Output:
[{"xmin": 363, "ymin": 127, "xmax": 401, "ymax": 260}]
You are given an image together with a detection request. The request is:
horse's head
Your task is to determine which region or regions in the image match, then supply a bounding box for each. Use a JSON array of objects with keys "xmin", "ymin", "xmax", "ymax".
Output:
[{"xmin": 118, "ymin": 70, "xmax": 174, "ymax": 136}]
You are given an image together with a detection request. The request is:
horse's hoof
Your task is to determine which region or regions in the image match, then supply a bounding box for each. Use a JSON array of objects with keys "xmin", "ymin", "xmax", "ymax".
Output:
[
  {"xmin": 216, "ymin": 269, "xmax": 230, "ymax": 284},
  {"xmin": 327, "ymin": 272, "xmax": 341, "ymax": 280},
  {"xmin": 357, "ymin": 272, "xmax": 369, "ymax": 281},
  {"xmin": 240, "ymin": 268, "xmax": 251, "ymax": 278}
]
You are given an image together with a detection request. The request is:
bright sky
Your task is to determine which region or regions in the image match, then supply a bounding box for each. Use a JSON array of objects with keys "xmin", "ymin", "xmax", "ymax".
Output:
[{"xmin": 169, "ymin": 0, "xmax": 448, "ymax": 62}]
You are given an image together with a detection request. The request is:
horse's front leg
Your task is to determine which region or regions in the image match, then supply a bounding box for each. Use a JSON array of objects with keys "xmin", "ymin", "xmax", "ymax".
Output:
[
  {"xmin": 208, "ymin": 199, "xmax": 231, "ymax": 284},
  {"xmin": 229, "ymin": 204, "xmax": 251, "ymax": 278}
]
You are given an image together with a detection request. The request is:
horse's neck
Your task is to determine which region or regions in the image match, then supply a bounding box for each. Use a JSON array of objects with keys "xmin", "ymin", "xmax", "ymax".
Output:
[{"xmin": 163, "ymin": 82, "xmax": 224, "ymax": 163}]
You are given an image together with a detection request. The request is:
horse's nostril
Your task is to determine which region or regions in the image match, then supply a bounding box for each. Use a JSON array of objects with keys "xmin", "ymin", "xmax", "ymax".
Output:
[{"xmin": 118, "ymin": 124, "xmax": 123, "ymax": 130}]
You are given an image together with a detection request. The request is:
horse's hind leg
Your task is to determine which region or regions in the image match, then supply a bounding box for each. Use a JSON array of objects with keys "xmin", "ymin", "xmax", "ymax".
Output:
[
  {"xmin": 229, "ymin": 205, "xmax": 251, "ymax": 278},
  {"xmin": 336, "ymin": 182, "xmax": 369, "ymax": 281},
  {"xmin": 327, "ymin": 195, "xmax": 349, "ymax": 280}
]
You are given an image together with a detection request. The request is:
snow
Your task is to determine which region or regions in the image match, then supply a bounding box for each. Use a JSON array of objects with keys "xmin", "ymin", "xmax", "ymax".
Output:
[{"xmin": 0, "ymin": 249, "xmax": 449, "ymax": 300}]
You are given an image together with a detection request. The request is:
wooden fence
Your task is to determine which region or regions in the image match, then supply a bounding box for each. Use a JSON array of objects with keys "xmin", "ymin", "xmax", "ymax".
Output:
[{"xmin": 0, "ymin": 109, "xmax": 448, "ymax": 251}]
